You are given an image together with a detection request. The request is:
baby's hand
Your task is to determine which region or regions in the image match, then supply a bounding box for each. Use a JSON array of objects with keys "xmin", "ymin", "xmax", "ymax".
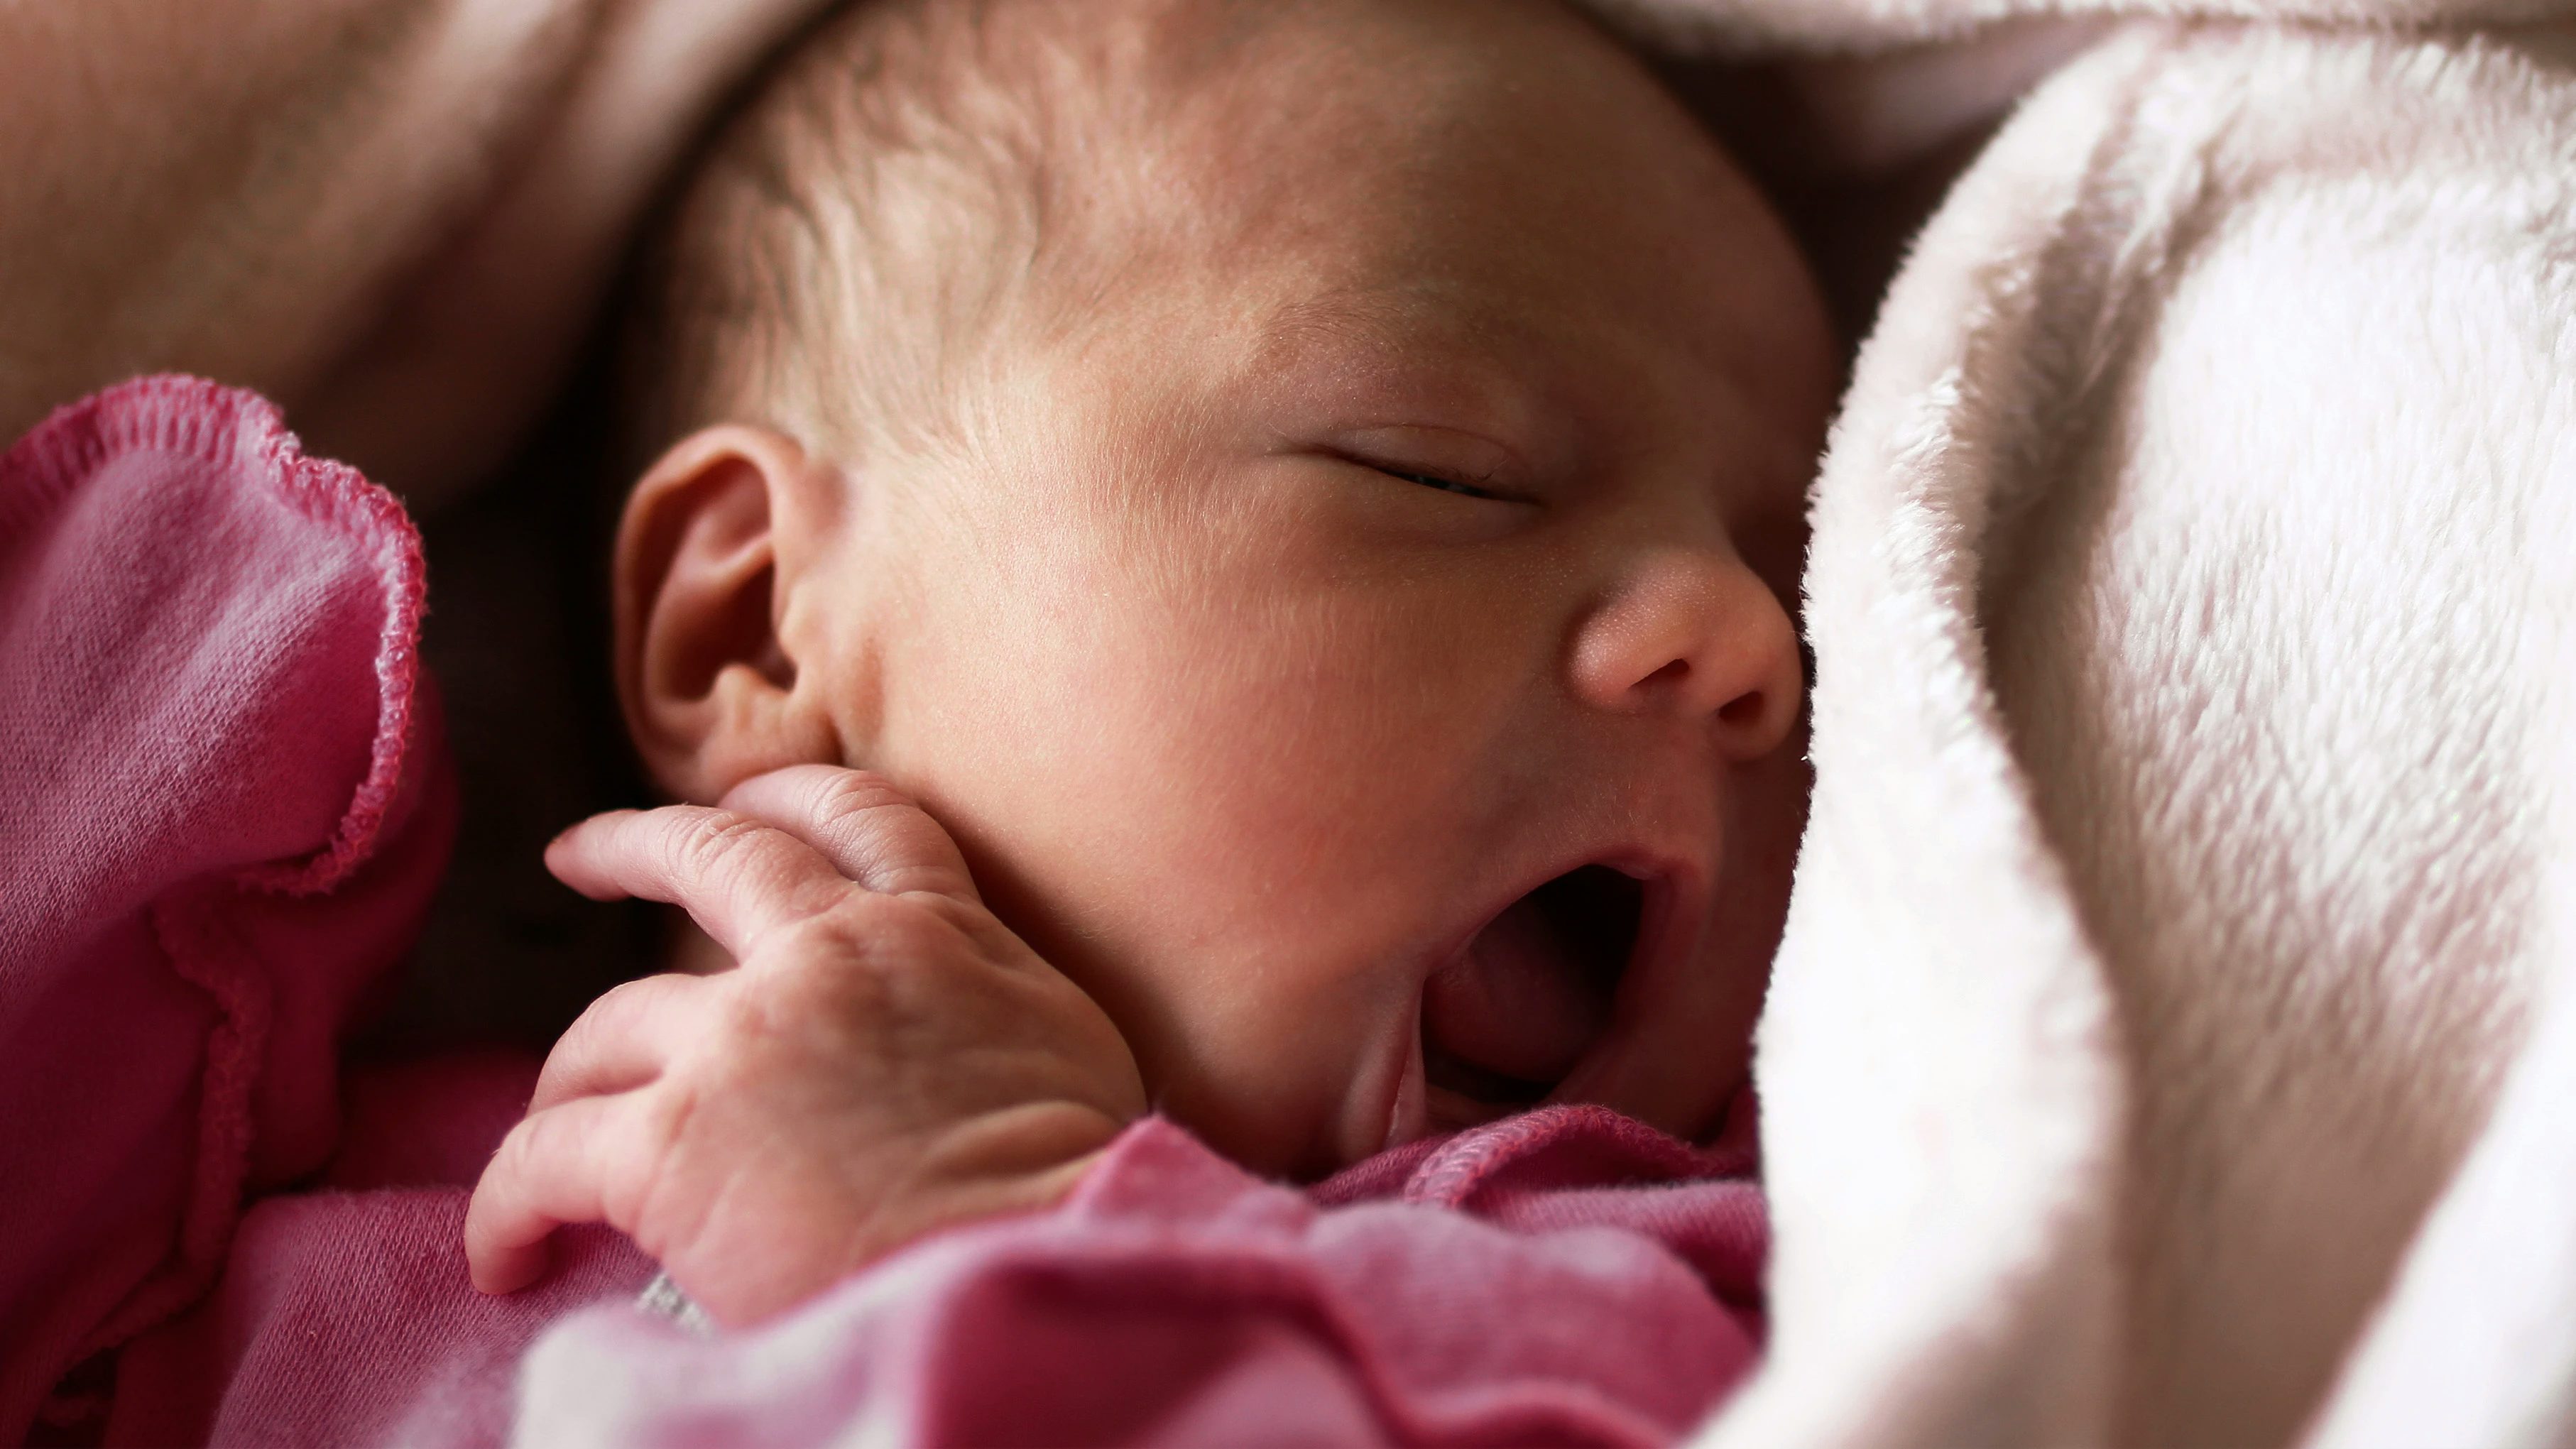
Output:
[{"xmin": 464, "ymin": 767, "xmax": 1147, "ymax": 1325}]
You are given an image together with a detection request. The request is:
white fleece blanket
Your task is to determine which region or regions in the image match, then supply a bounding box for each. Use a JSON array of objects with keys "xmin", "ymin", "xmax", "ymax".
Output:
[{"xmin": 1583, "ymin": 4, "xmax": 2576, "ymax": 1445}]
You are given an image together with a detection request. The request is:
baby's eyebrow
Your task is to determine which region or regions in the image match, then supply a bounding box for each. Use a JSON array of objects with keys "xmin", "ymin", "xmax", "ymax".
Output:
[
  {"xmin": 1238, "ymin": 285, "xmax": 1544, "ymax": 430},
  {"xmin": 1249, "ymin": 285, "xmax": 1469, "ymax": 366}
]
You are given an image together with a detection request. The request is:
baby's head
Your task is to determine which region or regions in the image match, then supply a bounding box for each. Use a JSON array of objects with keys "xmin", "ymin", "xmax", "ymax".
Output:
[{"xmin": 613, "ymin": 0, "xmax": 1834, "ymax": 1178}]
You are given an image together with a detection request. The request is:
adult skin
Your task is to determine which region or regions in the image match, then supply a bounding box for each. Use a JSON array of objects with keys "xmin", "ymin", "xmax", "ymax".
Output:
[{"xmin": 0, "ymin": 0, "xmax": 840, "ymax": 510}]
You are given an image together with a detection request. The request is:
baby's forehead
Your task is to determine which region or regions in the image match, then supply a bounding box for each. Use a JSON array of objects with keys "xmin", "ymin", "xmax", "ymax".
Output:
[
  {"xmin": 665, "ymin": 0, "xmax": 1821, "ymax": 471},
  {"xmin": 908, "ymin": 0, "xmax": 1669, "ymax": 219}
]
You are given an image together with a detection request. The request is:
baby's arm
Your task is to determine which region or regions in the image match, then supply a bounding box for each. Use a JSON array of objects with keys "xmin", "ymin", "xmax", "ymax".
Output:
[{"xmin": 466, "ymin": 767, "xmax": 1147, "ymax": 1326}]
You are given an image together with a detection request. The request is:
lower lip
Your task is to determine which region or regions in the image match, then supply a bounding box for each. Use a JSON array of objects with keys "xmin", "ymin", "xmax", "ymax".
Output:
[
  {"xmin": 1377, "ymin": 995, "xmax": 1429, "ymax": 1155},
  {"xmin": 1358, "ymin": 860, "xmax": 1687, "ymax": 1161}
]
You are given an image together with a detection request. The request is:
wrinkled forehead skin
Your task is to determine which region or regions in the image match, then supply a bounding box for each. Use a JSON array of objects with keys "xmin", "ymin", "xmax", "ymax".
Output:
[{"xmin": 993, "ymin": 0, "xmax": 1833, "ymax": 464}]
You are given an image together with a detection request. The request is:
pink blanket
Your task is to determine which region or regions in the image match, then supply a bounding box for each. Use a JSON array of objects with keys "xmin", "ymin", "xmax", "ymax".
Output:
[{"xmin": 0, "ymin": 377, "xmax": 1767, "ymax": 1448}]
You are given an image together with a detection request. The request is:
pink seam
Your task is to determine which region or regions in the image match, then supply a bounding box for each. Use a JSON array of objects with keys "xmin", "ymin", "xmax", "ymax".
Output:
[
  {"xmin": 76, "ymin": 895, "xmax": 279, "ymax": 1357},
  {"xmin": 1412, "ymin": 1105, "xmax": 1729, "ymax": 1210},
  {"xmin": 0, "ymin": 375, "xmax": 424, "ymax": 897},
  {"xmin": 3, "ymin": 375, "xmax": 430, "ymax": 1381}
]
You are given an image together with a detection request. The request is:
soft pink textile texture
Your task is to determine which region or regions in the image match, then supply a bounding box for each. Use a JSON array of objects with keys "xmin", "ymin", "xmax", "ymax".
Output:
[
  {"xmin": 0, "ymin": 376, "xmax": 458, "ymax": 1444},
  {"xmin": 3, "ymin": 376, "xmax": 1769, "ymax": 1448},
  {"xmin": 107, "ymin": 1054, "xmax": 656, "ymax": 1449},
  {"xmin": 515, "ymin": 1107, "xmax": 1765, "ymax": 1449},
  {"xmin": 104, "ymin": 1082, "xmax": 1762, "ymax": 1448}
]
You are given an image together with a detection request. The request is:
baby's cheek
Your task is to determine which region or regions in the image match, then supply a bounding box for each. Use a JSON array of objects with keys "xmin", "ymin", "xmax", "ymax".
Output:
[{"xmin": 884, "ymin": 521, "xmax": 1539, "ymax": 1172}]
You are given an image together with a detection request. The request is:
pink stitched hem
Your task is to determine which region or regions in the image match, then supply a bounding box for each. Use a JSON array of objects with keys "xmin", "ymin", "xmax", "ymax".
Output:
[
  {"xmin": 0, "ymin": 374, "xmax": 426, "ymax": 898},
  {"xmin": 1, "ymin": 374, "xmax": 434, "ymax": 1391}
]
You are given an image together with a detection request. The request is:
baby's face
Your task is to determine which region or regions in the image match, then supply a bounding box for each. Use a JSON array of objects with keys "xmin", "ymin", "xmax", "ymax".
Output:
[{"xmin": 761, "ymin": 0, "xmax": 1833, "ymax": 1178}]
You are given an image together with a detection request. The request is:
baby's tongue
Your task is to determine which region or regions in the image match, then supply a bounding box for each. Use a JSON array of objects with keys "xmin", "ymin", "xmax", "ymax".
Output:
[{"xmin": 1424, "ymin": 894, "xmax": 1612, "ymax": 1087}]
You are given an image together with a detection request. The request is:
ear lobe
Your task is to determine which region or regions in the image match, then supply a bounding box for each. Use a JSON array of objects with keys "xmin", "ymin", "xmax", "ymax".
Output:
[{"xmin": 616, "ymin": 426, "xmax": 834, "ymax": 802}]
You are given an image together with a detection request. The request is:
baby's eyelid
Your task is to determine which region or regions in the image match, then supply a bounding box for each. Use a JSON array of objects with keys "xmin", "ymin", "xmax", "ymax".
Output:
[
  {"xmin": 1328, "ymin": 426, "xmax": 1530, "ymax": 503},
  {"xmin": 1339, "ymin": 455, "xmax": 1515, "ymax": 507},
  {"xmin": 1373, "ymin": 463, "xmax": 1510, "ymax": 501}
]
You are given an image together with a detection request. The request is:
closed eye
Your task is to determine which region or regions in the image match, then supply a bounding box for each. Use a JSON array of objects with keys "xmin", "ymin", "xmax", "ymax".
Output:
[{"xmin": 1371, "ymin": 464, "xmax": 1510, "ymax": 502}]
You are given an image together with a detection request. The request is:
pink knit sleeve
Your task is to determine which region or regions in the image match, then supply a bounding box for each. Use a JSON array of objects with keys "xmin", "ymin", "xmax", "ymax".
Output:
[{"xmin": 0, "ymin": 376, "xmax": 456, "ymax": 1444}]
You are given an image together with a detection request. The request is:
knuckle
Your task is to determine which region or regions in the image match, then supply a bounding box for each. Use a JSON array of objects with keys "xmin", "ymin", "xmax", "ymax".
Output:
[
  {"xmin": 810, "ymin": 775, "xmax": 942, "ymax": 863},
  {"xmin": 635, "ymin": 1078, "xmax": 701, "ymax": 1161},
  {"xmin": 706, "ymin": 973, "xmax": 792, "ymax": 1041},
  {"xmin": 892, "ymin": 889, "xmax": 989, "ymax": 942},
  {"xmin": 800, "ymin": 912, "xmax": 915, "ymax": 990},
  {"xmin": 705, "ymin": 963, "xmax": 883, "ymax": 1083},
  {"xmin": 670, "ymin": 810, "xmax": 768, "ymax": 883},
  {"xmin": 733, "ymin": 900, "xmax": 955, "ymax": 1009},
  {"xmin": 621, "ymin": 1086, "xmax": 706, "ymax": 1253},
  {"xmin": 809, "ymin": 769, "xmax": 916, "ymax": 822},
  {"xmin": 494, "ymin": 1113, "xmax": 548, "ymax": 1183},
  {"xmin": 841, "ymin": 895, "xmax": 959, "ymax": 963},
  {"xmin": 726, "ymin": 947, "xmax": 864, "ymax": 1032},
  {"xmin": 768, "ymin": 966, "xmax": 881, "ymax": 1037},
  {"xmin": 584, "ymin": 974, "xmax": 665, "ymax": 1029}
]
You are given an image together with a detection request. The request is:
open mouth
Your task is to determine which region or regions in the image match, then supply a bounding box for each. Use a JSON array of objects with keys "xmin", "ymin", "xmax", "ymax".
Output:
[{"xmin": 1421, "ymin": 863, "xmax": 1647, "ymax": 1123}]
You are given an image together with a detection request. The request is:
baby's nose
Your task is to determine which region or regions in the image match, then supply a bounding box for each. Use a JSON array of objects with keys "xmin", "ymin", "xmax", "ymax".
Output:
[{"xmin": 1567, "ymin": 548, "xmax": 1803, "ymax": 759}]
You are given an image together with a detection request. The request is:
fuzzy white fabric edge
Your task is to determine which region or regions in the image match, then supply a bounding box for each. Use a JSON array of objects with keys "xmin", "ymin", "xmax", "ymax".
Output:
[
  {"xmin": 1576, "ymin": 4, "xmax": 2576, "ymax": 1445},
  {"xmin": 1587, "ymin": 0, "xmax": 2576, "ymax": 58}
]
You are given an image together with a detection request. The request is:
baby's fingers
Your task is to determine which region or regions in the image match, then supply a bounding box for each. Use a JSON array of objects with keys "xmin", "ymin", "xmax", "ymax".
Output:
[
  {"xmin": 721, "ymin": 767, "xmax": 981, "ymax": 903},
  {"xmin": 545, "ymin": 806, "xmax": 851, "ymax": 959},
  {"xmin": 465, "ymin": 1094, "xmax": 648, "ymax": 1295},
  {"xmin": 530, "ymin": 973, "xmax": 709, "ymax": 1114}
]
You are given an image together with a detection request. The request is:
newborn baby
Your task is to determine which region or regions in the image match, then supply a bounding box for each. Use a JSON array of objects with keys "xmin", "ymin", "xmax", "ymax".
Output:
[{"xmin": 468, "ymin": 0, "xmax": 1834, "ymax": 1325}]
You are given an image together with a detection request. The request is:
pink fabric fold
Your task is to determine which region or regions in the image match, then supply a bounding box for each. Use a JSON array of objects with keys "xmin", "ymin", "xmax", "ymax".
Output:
[
  {"xmin": 102, "ymin": 1095, "xmax": 1763, "ymax": 1448},
  {"xmin": 100, "ymin": 1090, "xmax": 1762, "ymax": 1449},
  {"xmin": 0, "ymin": 376, "xmax": 457, "ymax": 1444},
  {"xmin": 512, "ymin": 1107, "xmax": 1766, "ymax": 1449},
  {"xmin": 105, "ymin": 1054, "xmax": 657, "ymax": 1449}
]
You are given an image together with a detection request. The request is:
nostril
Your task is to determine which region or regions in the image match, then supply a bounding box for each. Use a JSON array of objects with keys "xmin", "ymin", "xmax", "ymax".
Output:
[
  {"xmin": 1717, "ymin": 689, "xmax": 1766, "ymax": 729},
  {"xmin": 1640, "ymin": 660, "xmax": 1690, "ymax": 691}
]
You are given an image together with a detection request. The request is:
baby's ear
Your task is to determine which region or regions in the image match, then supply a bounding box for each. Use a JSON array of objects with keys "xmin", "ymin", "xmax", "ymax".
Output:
[{"xmin": 614, "ymin": 425, "xmax": 841, "ymax": 802}]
